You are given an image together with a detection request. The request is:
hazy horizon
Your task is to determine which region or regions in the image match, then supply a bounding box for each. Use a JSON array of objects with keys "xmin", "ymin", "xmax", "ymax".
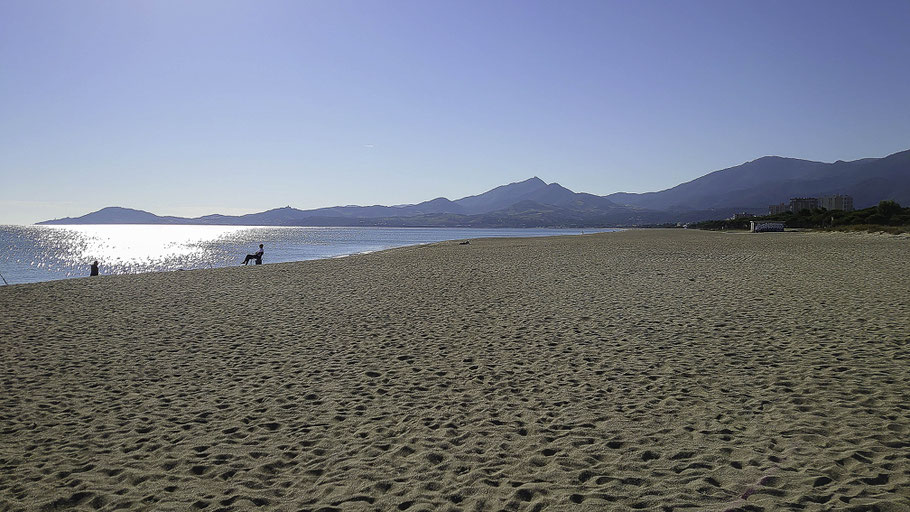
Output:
[{"xmin": 3, "ymin": 0, "xmax": 910, "ymax": 225}]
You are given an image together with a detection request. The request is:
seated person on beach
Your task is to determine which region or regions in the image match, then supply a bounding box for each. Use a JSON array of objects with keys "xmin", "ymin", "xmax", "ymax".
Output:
[
  {"xmin": 90, "ymin": 261, "xmax": 99, "ymax": 276},
  {"xmin": 242, "ymin": 244, "xmax": 264, "ymax": 265}
]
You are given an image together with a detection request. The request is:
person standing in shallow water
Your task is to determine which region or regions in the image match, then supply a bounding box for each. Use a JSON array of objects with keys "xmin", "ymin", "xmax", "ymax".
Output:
[
  {"xmin": 90, "ymin": 261, "xmax": 99, "ymax": 276},
  {"xmin": 242, "ymin": 244, "xmax": 264, "ymax": 265}
]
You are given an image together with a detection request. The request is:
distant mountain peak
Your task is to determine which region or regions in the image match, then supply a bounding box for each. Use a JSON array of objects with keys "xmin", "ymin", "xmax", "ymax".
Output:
[
  {"xmin": 606, "ymin": 148, "xmax": 908, "ymax": 211},
  {"xmin": 36, "ymin": 148, "xmax": 910, "ymax": 227},
  {"xmin": 452, "ymin": 176, "xmax": 551, "ymax": 214},
  {"xmin": 37, "ymin": 206, "xmax": 180, "ymax": 225},
  {"xmin": 99, "ymin": 206, "xmax": 142, "ymax": 212},
  {"xmin": 502, "ymin": 176, "xmax": 547, "ymax": 187},
  {"xmin": 747, "ymin": 155, "xmax": 804, "ymax": 165}
]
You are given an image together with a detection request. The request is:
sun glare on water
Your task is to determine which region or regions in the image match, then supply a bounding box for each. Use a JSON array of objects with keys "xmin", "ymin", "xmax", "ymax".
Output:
[
  {"xmin": 18, "ymin": 225, "xmax": 250, "ymax": 278},
  {"xmin": 1, "ymin": 225, "xmax": 615, "ymax": 284}
]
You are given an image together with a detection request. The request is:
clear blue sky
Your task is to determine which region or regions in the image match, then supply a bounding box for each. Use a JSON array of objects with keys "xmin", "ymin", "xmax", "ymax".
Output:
[{"xmin": 2, "ymin": 0, "xmax": 909, "ymax": 224}]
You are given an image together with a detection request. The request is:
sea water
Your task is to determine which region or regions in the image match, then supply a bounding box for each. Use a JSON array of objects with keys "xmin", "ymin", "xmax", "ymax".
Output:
[{"xmin": 0, "ymin": 225, "xmax": 619, "ymax": 285}]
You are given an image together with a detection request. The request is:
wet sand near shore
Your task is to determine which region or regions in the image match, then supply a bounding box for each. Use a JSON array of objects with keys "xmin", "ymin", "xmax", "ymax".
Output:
[{"xmin": 1, "ymin": 229, "xmax": 908, "ymax": 511}]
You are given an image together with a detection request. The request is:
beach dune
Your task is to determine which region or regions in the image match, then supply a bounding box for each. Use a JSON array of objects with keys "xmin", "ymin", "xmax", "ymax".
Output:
[{"xmin": 1, "ymin": 230, "xmax": 908, "ymax": 511}]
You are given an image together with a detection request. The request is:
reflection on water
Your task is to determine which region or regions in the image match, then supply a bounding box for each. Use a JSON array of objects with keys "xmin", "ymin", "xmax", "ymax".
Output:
[
  {"xmin": 0, "ymin": 225, "xmax": 619, "ymax": 285},
  {"xmin": 1, "ymin": 225, "xmax": 250, "ymax": 282}
]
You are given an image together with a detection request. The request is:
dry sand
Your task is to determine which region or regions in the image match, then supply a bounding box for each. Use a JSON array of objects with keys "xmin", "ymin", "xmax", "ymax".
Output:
[{"xmin": 1, "ymin": 229, "xmax": 908, "ymax": 511}]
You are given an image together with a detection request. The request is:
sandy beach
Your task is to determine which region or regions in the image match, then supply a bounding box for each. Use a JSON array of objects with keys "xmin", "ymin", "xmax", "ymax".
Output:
[{"xmin": 1, "ymin": 229, "xmax": 908, "ymax": 511}]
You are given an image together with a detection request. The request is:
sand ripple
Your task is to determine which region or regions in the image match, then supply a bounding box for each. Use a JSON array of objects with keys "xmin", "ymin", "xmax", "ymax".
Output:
[{"xmin": 1, "ymin": 230, "xmax": 908, "ymax": 511}]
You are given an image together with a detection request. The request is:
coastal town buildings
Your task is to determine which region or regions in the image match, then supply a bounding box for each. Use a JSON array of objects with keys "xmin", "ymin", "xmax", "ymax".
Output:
[
  {"xmin": 769, "ymin": 202, "xmax": 790, "ymax": 214},
  {"xmin": 818, "ymin": 195, "xmax": 854, "ymax": 211},
  {"xmin": 769, "ymin": 198, "xmax": 817, "ymax": 214},
  {"xmin": 768, "ymin": 195, "xmax": 853, "ymax": 214},
  {"xmin": 789, "ymin": 197, "xmax": 819, "ymax": 212}
]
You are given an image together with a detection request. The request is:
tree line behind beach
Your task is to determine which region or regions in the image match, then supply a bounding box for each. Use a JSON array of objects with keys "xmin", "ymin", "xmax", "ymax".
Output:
[{"xmin": 693, "ymin": 201, "xmax": 910, "ymax": 233}]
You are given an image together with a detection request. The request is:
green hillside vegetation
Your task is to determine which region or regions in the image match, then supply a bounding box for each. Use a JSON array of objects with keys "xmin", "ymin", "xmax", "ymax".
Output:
[{"xmin": 694, "ymin": 201, "xmax": 910, "ymax": 233}]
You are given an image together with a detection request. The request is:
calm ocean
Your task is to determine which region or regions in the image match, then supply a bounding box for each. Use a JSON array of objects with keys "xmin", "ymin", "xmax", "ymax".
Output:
[{"xmin": 0, "ymin": 225, "xmax": 619, "ymax": 285}]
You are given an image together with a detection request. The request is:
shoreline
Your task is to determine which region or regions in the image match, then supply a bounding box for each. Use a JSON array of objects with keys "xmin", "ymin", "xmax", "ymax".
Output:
[
  {"xmin": 2, "ymin": 229, "xmax": 908, "ymax": 510},
  {"xmin": 0, "ymin": 226, "xmax": 622, "ymax": 287},
  {"xmin": 1, "ymin": 230, "xmax": 602, "ymax": 290}
]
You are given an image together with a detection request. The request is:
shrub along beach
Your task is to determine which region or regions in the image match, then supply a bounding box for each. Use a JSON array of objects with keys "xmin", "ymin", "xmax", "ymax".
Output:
[
  {"xmin": 694, "ymin": 201, "xmax": 910, "ymax": 233},
  {"xmin": 1, "ymin": 230, "xmax": 908, "ymax": 510}
]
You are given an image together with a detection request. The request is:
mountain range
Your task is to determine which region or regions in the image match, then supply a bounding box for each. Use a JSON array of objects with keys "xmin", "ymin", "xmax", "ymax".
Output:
[{"xmin": 39, "ymin": 148, "xmax": 910, "ymax": 227}]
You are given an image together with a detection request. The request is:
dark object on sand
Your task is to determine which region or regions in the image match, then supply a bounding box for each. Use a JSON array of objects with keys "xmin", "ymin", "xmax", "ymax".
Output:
[
  {"xmin": 90, "ymin": 261, "xmax": 99, "ymax": 276},
  {"xmin": 243, "ymin": 244, "xmax": 264, "ymax": 265},
  {"xmin": 459, "ymin": 241, "xmax": 470, "ymax": 245}
]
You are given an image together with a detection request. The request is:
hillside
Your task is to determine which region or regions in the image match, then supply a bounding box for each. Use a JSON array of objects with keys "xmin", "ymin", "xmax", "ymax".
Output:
[
  {"xmin": 38, "ymin": 149, "xmax": 910, "ymax": 227},
  {"xmin": 607, "ymin": 149, "xmax": 910, "ymax": 211}
]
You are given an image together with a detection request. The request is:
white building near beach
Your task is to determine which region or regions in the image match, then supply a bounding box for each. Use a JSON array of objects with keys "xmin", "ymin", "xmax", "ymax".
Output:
[{"xmin": 750, "ymin": 221, "xmax": 785, "ymax": 232}]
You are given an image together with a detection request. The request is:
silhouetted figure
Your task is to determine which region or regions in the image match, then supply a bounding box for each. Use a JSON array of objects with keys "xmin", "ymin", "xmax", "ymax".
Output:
[
  {"xmin": 243, "ymin": 244, "xmax": 264, "ymax": 265},
  {"xmin": 90, "ymin": 261, "xmax": 99, "ymax": 276}
]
